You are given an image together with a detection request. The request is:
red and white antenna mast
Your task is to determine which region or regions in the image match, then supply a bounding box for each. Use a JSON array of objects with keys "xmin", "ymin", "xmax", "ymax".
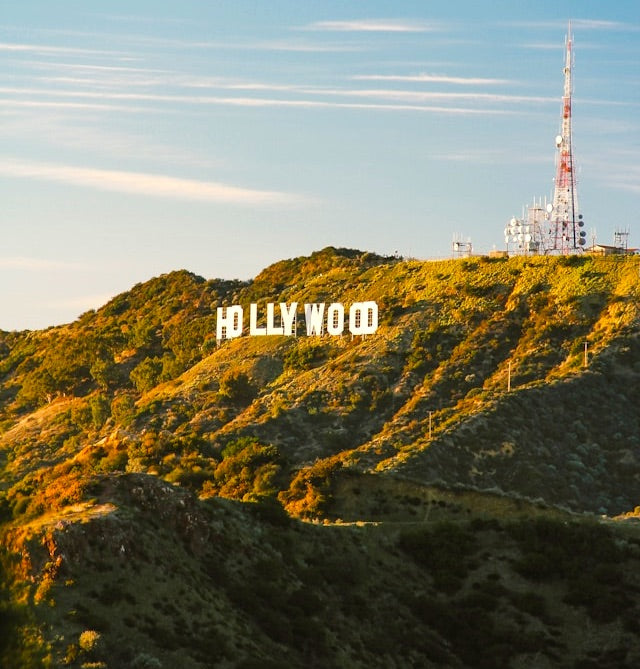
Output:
[{"xmin": 546, "ymin": 22, "xmax": 586, "ymax": 252}]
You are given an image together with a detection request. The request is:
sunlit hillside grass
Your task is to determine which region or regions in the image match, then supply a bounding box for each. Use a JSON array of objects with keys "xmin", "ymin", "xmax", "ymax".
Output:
[
  {"xmin": 1, "ymin": 248, "xmax": 640, "ymax": 521},
  {"xmin": 2, "ymin": 248, "xmax": 640, "ymax": 667}
]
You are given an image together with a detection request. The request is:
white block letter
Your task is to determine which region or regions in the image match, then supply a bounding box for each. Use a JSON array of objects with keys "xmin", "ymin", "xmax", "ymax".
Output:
[
  {"xmin": 266, "ymin": 302, "xmax": 284, "ymax": 335},
  {"xmin": 216, "ymin": 305, "xmax": 243, "ymax": 340},
  {"xmin": 280, "ymin": 302, "xmax": 298, "ymax": 336},
  {"xmin": 249, "ymin": 303, "xmax": 266, "ymax": 336},
  {"xmin": 304, "ymin": 303, "xmax": 325, "ymax": 336},
  {"xmin": 326, "ymin": 303, "xmax": 345, "ymax": 335},
  {"xmin": 349, "ymin": 301, "xmax": 378, "ymax": 335}
]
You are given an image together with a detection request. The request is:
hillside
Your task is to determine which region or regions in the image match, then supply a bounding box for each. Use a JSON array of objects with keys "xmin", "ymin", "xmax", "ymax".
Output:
[
  {"xmin": 3, "ymin": 472, "xmax": 640, "ymax": 668},
  {"xmin": 2, "ymin": 247, "xmax": 640, "ymax": 667}
]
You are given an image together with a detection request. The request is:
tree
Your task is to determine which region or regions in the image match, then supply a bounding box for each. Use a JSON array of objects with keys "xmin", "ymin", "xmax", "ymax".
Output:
[
  {"xmin": 130, "ymin": 357, "xmax": 163, "ymax": 393},
  {"xmin": 89, "ymin": 394, "xmax": 111, "ymax": 430},
  {"xmin": 111, "ymin": 394, "xmax": 136, "ymax": 426},
  {"xmin": 16, "ymin": 368, "xmax": 57, "ymax": 406},
  {"xmin": 90, "ymin": 350, "xmax": 119, "ymax": 390},
  {"xmin": 218, "ymin": 370, "xmax": 255, "ymax": 405}
]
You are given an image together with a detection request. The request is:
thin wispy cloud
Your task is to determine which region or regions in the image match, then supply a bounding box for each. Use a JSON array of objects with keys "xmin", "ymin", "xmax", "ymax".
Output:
[
  {"xmin": 318, "ymin": 87, "xmax": 554, "ymax": 106},
  {"xmin": 353, "ymin": 74, "xmax": 511, "ymax": 86},
  {"xmin": 4, "ymin": 46, "xmax": 532, "ymax": 118},
  {"xmin": 0, "ymin": 41, "xmax": 120, "ymax": 57},
  {"xmin": 1, "ymin": 98, "xmax": 154, "ymax": 114},
  {"xmin": 0, "ymin": 92, "xmax": 514, "ymax": 117},
  {"xmin": 4, "ymin": 31, "xmax": 359, "ymax": 55},
  {"xmin": 522, "ymin": 42, "xmax": 568, "ymax": 51},
  {"xmin": 571, "ymin": 19, "xmax": 628, "ymax": 30},
  {"xmin": 504, "ymin": 19, "xmax": 636, "ymax": 32},
  {"xmin": 23, "ymin": 61, "xmax": 170, "ymax": 75},
  {"xmin": 198, "ymin": 97, "xmax": 514, "ymax": 115},
  {"xmin": 1, "ymin": 82, "xmax": 545, "ymax": 115},
  {"xmin": 304, "ymin": 19, "xmax": 441, "ymax": 33},
  {"xmin": 0, "ymin": 159, "xmax": 308, "ymax": 206}
]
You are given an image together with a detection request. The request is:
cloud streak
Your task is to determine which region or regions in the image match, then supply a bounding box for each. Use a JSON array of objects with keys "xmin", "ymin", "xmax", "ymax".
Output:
[
  {"xmin": 0, "ymin": 159, "xmax": 308, "ymax": 206},
  {"xmin": 504, "ymin": 19, "xmax": 637, "ymax": 32},
  {"xmin": 312, "ymin": 87, "xmax": 554, "ymax": 106},
  {"xmin": 3, "ymin": 33, "xmax": 359, "ymax": 55},
  {"xmin": 0, "ymin": 41, "xmax": 121, "ymax": 57},
  {"xmin": 1, "ymin": 82, "xmax": 542, "ymax": 115},
  {"xmin": 304, "ymin": 19, "xmax": 440, "ymax": 33},
  {"xmin": 353, "ymin": 74, "xmax": 510, "ymax": 86}
]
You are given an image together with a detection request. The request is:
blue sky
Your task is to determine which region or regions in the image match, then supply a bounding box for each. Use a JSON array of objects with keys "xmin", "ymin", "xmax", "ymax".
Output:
[{"xmin": 1, "ymin": 1, "xmax": 639, "ymax": 329}]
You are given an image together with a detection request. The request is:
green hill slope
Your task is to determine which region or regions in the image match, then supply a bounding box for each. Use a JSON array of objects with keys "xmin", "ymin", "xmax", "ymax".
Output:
[
  {"xmin": 2, "ymin": 248, "xmax": 639, "ymax": 518},
  {"xmin": 3, "ymin": 472, "xmax": 640, "ymax": 668},
  {"xmin": 2, "ymin": 248, "xmax": 640, "ymax": 667}
]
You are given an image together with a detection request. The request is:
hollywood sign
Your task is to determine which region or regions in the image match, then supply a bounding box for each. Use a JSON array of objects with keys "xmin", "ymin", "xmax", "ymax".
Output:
[{"xmin": 216, "ymin": 301, "xmax": 378, "ymax": 340}]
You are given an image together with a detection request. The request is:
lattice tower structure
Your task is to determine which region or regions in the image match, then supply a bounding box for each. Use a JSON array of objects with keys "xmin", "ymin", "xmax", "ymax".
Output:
[{"xmin": 547, "ymin": 24, "xmax": 585, "ymax": 253}]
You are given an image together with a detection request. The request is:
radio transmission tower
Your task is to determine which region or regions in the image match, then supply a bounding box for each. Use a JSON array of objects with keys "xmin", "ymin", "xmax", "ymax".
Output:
[{"xmin": 545, "ymin": 22, "xmax": 586, "ymax": 253}]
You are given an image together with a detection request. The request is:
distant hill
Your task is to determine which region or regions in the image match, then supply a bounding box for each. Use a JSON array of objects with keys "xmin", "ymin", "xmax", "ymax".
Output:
[{"xmin": 2, "ymin": 248, "xmax": 640, "ymax": 667}]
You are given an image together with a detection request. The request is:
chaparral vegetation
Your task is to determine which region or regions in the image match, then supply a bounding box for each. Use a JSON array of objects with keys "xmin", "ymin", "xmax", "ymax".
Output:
[{"xmin": 2, "ymin": 247, "xmax": 640, "ymax": 667}]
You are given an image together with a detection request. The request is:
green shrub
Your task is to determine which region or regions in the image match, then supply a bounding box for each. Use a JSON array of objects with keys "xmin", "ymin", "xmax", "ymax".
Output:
[
  {"xmin": 218, "ymin": 370, "xmax": 255, "ymax": 405},
  {"xmin": 398, "ymin": 522, "xmax": 477, "ymax": 592},
  {"xmin": 130, "ymin": 357, "xmax": 163, "ymax": 393},
  {"xmin": 111, "ymin": 394, "xmax": 135, "ymax": 426},
  {"xmin": 130, "ymin": 653, "xmax": 162, "ymax": 669}
]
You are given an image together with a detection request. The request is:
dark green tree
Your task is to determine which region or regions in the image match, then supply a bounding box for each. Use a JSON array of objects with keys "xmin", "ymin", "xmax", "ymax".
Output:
[
  {"xmin": 89, "ymin": 394, "xmax": 111, "ymax": 430},
  {"xmin": 218, "ymin": 370, "xmax": 255, "ymax": 405},
  {"xmin": 111, "ymin": 394, "xmax": 136, "ymax": 426},
  {"xmin": 130, "ymin": 357, "xmax": 163, "ymax": 393},
  {"xmin": 90, "ymin": 351, "xmax": 119, "ymax": 391}
]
